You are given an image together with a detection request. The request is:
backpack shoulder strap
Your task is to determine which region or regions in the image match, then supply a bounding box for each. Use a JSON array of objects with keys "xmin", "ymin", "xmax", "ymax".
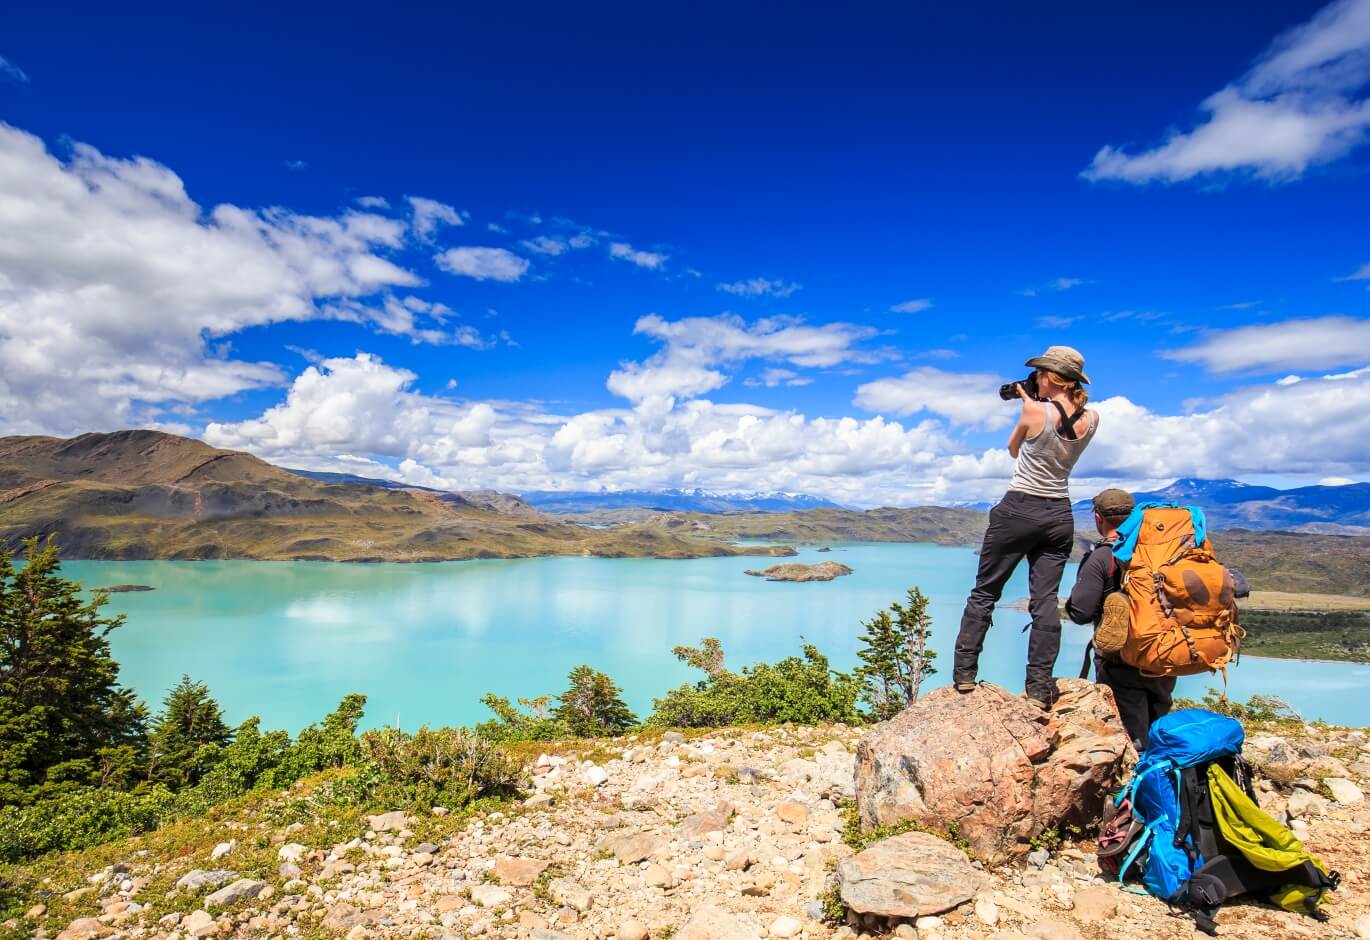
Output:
[{"xmin": 1050, "ymin": 400, "xmax": 1086, "ymax": 441}]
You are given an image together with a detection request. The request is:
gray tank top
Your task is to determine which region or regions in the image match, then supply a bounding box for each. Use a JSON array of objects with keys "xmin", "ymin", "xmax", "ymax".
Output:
[{"xmin": 1008, "ymin": 401, "xmax": 1097, "ymax": 499}]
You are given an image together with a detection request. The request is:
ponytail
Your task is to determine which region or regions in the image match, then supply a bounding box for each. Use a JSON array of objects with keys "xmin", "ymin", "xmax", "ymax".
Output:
[{"xmin": 1044, "ymin": 370, "xmax": 1089, "ymax": 408}]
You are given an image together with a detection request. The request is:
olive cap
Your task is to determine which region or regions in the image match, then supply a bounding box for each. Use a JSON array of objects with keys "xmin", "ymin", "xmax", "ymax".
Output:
[{"xmin": 1092, "ymin": 488, "xmax": 1135, "ymax": 519}]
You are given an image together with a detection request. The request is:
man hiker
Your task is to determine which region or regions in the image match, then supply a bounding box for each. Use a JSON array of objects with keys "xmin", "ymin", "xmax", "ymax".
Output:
[{"xmin": 1065, "ymin": 487, "xmax": 1174, "ymax": 750}]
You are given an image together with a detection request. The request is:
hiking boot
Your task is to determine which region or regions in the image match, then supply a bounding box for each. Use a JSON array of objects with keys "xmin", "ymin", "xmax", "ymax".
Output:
[
  {"xmin": 955, "ymin": 680, "xmax": 977, "ymax": 693},
  {"xmin": 1094, "ymin": 591, "xmax": 1131, "ymax": 655},
  {"xmin": 1024, "ymin": 681, "xmax": 1059, "ymax": 710}
]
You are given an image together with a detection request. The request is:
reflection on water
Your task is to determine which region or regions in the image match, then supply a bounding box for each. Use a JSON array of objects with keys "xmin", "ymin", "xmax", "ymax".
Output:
[{"xmin": 65, "ymin": 545, "xmax": 1369, "ymax": 732}]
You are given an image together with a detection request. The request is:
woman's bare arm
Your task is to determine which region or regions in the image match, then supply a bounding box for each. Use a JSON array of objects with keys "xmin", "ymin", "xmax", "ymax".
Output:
[{"xmin": 1007, "ymin": 394, "xmax": 1037, "ymax": 459}]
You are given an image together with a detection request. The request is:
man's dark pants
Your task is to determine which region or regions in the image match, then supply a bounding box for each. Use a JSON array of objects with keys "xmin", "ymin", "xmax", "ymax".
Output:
[
  {"xmin": 954, "ymin": 490, "xmax": 1074, "ymax": 699},
  {"xmin": 1095, "ymin": 654, "xmax": 1176, "ymax": 750}
]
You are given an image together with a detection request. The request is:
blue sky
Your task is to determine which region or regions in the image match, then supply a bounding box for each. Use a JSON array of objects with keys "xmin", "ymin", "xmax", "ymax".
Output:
[{"xmin": 2, "ymin": 1, "xmax": 1369, "ymax": 505}]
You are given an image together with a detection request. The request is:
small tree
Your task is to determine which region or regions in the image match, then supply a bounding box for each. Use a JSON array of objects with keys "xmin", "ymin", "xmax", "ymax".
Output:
[
  {"xmin": 147, "ymin": 675, "xmax": 232, "ymax": 789},
  {"xmin": 553, "ymin": 665, "xmax": 637, "ymax": 737},
  {"xmin": 856, "ymin": 587, "xmax": 937, "ymax": 720},
  {"xmin": 0, "ymin": 538, "xmax": 148, "ymax": 804}
]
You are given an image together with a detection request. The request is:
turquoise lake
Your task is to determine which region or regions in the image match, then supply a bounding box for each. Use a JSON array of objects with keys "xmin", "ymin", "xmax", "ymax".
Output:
[{"xmin": 65, "ymin": 543, "xmax": 1369, "ymax": 732}]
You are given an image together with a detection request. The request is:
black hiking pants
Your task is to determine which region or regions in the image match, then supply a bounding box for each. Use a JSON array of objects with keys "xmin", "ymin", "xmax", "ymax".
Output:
[
  {"xmin": 954, "ymin": 490, "xmax": 1074, "ymax": 700},
  {"xmin": 1095, "ymin": 654, "xmax": 1176, "ymax": 750}
]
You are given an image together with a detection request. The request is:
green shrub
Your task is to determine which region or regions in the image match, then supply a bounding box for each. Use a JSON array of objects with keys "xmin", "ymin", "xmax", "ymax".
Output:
[
  {"xmin": 0, "ymin": 785, "xmax": 173, "ymax": 862},
  {"xmin": 553, "ymin": 666, "xmax": 637, "ymax": 737},
  {"xmin": 1173, "ymin": 690, "xmax": 1301, "ymax": 724},
  {"xmin": 649, "ymin": 640, "xmax": 862, "ymax": 728},
  {"xmin": 359, "ymin": 726, "xmax": 520, "ymax": 811},
  {"xmin": 475, "ymin": 694, "xmax": 571, "ymax": 743}
]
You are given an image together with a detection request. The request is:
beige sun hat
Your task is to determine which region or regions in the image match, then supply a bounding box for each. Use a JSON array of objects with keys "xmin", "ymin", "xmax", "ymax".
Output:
[{"xmin": 1025, "ymin": 345, "xmax": 1090, "ymax": 384}]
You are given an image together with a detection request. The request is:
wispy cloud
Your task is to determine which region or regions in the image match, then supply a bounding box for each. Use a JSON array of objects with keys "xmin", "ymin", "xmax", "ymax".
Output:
[
  {"xmin": 1337, "ymin": 260, "xmax": 1370, "ymax": 282},
  {"xmin": 283, "ymin": 159, "xmax": 309, "ymax": 172},
  {"xmin": 1083, "ymin": 0, "xmax": 1370, "ymax": 183},
  {"xmin": 356, "ymin": 196, "xmax": 390, "ymax": 209},
  {"xmin": 520, "ymin": 235, "xmax": 568, "ymax": 256},
  {"xmin": 718, "ymin": 277, "xmax": 802, "ymax": 298},
  {"xmin": 1035, "ymin": 315, "xmax": 1081, "ymax": 329},
  {"xmin": 1018, "ymin": 277, "xmax": 1086, "ymax": 297},
  {"xmin": 1220, "ymin": 300, "xmax": 1262, "ymax": 310},
  {"xmin": 0, "ymin": 56, "xmax": 28, "ymax": 84},
  {"xmin": 889, "ymin": 298, "xmax": 933, "ymax": 313},
  {"xmin": 745, "ymin": 367, "xmax": 814, "ymax": 388},
  {"xmin": 434, "ymin": 247, "xmax": 530, "ymax": 282},
  {"xmin": 408, "ymin": 196, "xmax": 464, "ymax": 242},
  {"xmin": 1164, "ymin": 315, "xmax": 1370, "ymax": 373},
  {"xmin": 609, "ymin": 241, "xmax": 667, "ymax": 269}
]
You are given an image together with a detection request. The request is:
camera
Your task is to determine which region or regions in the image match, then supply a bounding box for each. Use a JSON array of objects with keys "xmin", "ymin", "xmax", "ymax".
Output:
[{"xmin": 999, "ymin": 370, "xmax": 1040, "ymax": 402}]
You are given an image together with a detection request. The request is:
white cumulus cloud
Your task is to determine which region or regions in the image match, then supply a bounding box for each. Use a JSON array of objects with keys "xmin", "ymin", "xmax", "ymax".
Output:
[
  {"xmin": 434, "ymin": 246, "xmax": 530, "ymax": 282},
  {"xmin": 0, "ymin": 122, "xmax": 448, "ymax": 436},
  {"xmin": 1084, "ymin": 0, "xmax": 1370, "ymax": 183},
  {"xmin": 854, "ymin": 366, "xmax": 1014, "ymax": 430}
]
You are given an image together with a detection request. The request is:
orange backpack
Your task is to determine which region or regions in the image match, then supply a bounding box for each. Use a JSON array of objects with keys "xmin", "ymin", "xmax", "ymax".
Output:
[{"xmin": 1118, "ymin": 506, "xmax": 1243, "ymax": 678}]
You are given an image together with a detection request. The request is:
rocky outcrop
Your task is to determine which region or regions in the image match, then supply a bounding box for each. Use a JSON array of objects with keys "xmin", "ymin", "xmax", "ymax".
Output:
[
  {"xmin": 744, "ymin": 561, "xmax": 854, "ymax": 581},
  {"xmin": 854, "ymin": 680, "xmax": 1133, "ymax": 865},
  {"xmin": 836, "ymin": 831, "xmax": 986, "ymax": 917}
]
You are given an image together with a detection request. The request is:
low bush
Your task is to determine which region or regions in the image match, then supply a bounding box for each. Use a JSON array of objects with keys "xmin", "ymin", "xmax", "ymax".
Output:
[
  {"xmin": 649, "ymin": 640, "xmax": 862, "ymax": 728},
  {"xmin": 359, "ymin": 726, "xmax": 520, "ymax": 811},
  {"xmin": 0, "ymin": 785, "xmax": 173, "ymax": 862}
]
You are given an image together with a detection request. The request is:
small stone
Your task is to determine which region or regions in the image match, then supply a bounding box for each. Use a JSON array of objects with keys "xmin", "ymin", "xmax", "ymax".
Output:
[
  {"xmin": 1026, "ymin": 919, "xmax": 1084, "ymax": 940},
  {"xmin": 583, "ymin": 764, "xmax": 609, "ymax": 786},
  {"xmin": 205, "ymin": 878, "xmax": 268, "ymax": 908},
  {"xmin": 975, "ymin": 896, "xmax": 1000, "ymax": 926},
  {"xmin": 769, "ymin": 914, "xmax": 802, "ymax": 937},
  {"xmin": 493, "ymin": 855, "xmax": 550, "ymax": 886},
  {"xmin": 678, "ymin": 905, "xmax": 761, "ymax": 939},
  {"xmin": 892, "ymin": 926, "xmax": 916, "ymax": 940},
  {"xmin": 915, "ymin": 915, "xmax": 944, "ymax": 932},
  {"xmin": 277, "ymin": 842, "xmax": 307, "ymax": 862},
  {"xmin": 1354, "ymin": 913, "xmax": 1370, "ymax": 940},
  {"xmin": 210, "ymin": 841, "xmax": 234, "ymax": 860},
  {"xmin": 680, "ymin": 800, "xmax": 735, "ymax": 839},
  {"xmin": 25, "ymin": 905, "xmax": 46, "ymax": 919},
  {"xmin": 471, "ymin": 884, "xmax": 512, "ymax": 908},
  {"xmin": 776, "ymin": 802, "xmax": 809, "ymax": 828},
  {"xmin": 1327, "ymin": 777, "xmax": 1365, "ymax": 805},
  {"xmin": 366, "ymin": 810, "xmax": 409, "ymax": 832},
  {"xmin": 175, "ymin": 870, "xmax": 236, "ymax": 893},
  {"xmin": 644, "ymin": 863, "xmax": 674, "ymax": 888},
  {"xmin": 1288, "ymin": 788, "xmax": 1329, "ymax": 818},
  {"xmin": 837, "ymin": 831, "xmax": 986, "ymax": 917},
  {"xmin": 1070, "ymin": 885, "xmax": 1117, "ymax": 923},
  {"xmin": 181, "ymin": 910, "xmax": 218, "ymax": 938},
  {"xmin": 618, "ymin": 920, "xmax": 649, "ymax": 940},
  {"xmin": 549, "ymin": 877, "xmax": 592, "ymax": 912},
  {"xmin": 1027, "ymin": 847, "xmax": 1050, "ymax": 869},
  {"xmin": 525, "ymin": 793, "xmax": 555, "ymax": 809},
  {"xmin": 55, "ymin": 918, "xmax": 113, "ymax": 940},
  {"xmin": 530, "ymin": 930, "xmax": 571, "ymax": 940},
  {"xmin": 605, "ymin": 831, "xmax": 665, "ymax": 864}
]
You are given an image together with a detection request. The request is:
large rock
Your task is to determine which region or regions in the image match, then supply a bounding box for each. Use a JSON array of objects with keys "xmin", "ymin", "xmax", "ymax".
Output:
[
  {"xmin": 836, "ymin": 831, "xmax": 986, "ymax": 917},
  {"xmin": 855, "ymin": 680, "xmax": 1132, "ymax": 865}
]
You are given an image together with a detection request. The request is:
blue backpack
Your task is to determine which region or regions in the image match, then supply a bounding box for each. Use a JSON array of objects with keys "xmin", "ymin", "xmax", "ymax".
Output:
[{"xmin": 1107, "ymin": 709, "xmax": 1338, "ymax": 934}]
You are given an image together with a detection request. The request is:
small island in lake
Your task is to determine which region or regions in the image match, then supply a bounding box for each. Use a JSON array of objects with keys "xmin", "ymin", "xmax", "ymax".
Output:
[
  {"xmin": 744, "ymin": 561, "xmax": 853, "ymax": 582},
  {"xmin": 99, "ymin": 584, "xmax": 156, "ymax": 593}
]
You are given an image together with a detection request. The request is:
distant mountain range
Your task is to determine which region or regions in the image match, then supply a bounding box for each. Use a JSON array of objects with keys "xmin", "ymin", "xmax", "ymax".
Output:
[
  {"xmin": 0, "ymin": 431, "xmax": 789, "ymax": 562},
  {"xmin": 516, "ymin": 488, "xmax": 844, "ymax": 514},
  {"xmin": 1072, "ymin": 477, "xmax": 1370, "ymax": 532}
]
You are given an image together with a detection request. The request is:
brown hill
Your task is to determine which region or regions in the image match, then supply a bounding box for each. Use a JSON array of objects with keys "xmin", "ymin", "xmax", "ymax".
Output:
[{"xmin": 0, "ymin": 431, "xmax": 792, "ymax": 563}]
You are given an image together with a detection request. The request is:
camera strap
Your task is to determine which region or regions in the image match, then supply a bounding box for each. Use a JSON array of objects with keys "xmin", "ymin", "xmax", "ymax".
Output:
[{"xmin": 1050, "ymin": 401, "xmax": 1086, "ymax": 441}]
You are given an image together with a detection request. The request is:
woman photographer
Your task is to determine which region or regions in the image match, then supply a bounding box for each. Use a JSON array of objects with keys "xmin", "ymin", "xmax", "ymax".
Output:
[{"xmin": 952, "ymin": 345, "xmax": 1099, "ymax": 707}]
